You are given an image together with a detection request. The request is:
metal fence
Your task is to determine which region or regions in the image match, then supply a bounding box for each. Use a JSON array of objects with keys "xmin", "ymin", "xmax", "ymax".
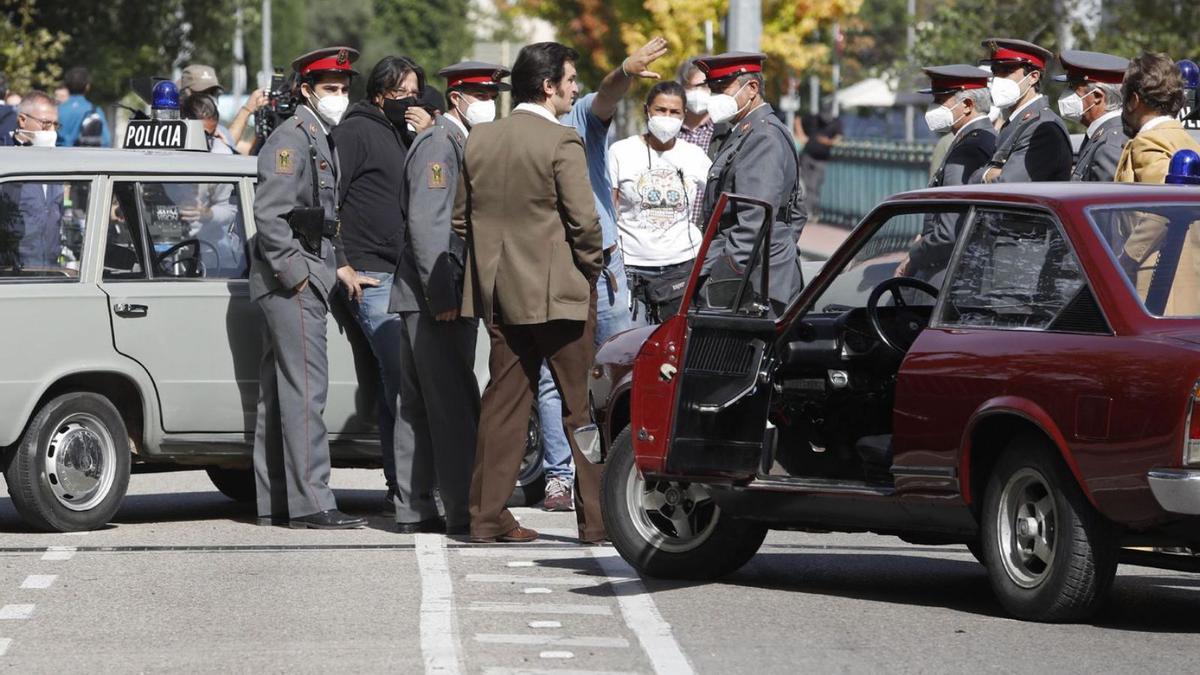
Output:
[{"xmin": 817, "ymin": 140, "xmax": 936, "ymax": 228}]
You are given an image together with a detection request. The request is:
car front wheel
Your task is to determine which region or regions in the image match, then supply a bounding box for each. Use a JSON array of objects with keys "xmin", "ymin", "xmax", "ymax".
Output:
[
  {"xmin": 4, "ymin": 392, "xmax": 131, "ymax": 532},
  {"xmin": 206, "ymin": 467, "xmax": 256, "ymax": 502},
  {"xmin": 981, "ymin": 436, "xmax": 1117, "ymax": 622},
  {"xmin": 601, "ymin": 425, "xmax": 767, "ymax": 580}
]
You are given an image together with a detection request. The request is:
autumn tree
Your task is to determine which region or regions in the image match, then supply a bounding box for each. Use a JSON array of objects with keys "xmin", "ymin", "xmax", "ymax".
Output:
[{"xmin": 0, "ymin": 0, "xmax": 68, "ymax": 95}]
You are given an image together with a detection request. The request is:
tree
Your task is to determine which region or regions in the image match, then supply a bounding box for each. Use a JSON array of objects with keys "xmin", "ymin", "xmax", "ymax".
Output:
[{"xmin": 0, "ymin": 0, "xmax": 69, "ymax": 95}]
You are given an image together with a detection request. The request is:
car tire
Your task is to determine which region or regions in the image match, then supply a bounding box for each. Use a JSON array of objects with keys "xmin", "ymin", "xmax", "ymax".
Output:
[
  {"xmin": 205, "ymin": 467, "xmax": 257, "ymax": 503},
  {"xmin": 507, "ymin": 413, "xmax": 545, "ymax": 508},
  {"xmin": 980, "ymin": 435, "xmax": 1118, "ymax": 622},
  {"xmin": 602, "ymin": 425, "xmax": 767, "ymax": 580},
  {"xmin": 966, "ymin": 540, "xmax": 987, "ymax": 566},
  {"xmin": 4, "ymin": 392, "xmax": 131, "ymax": 532}
]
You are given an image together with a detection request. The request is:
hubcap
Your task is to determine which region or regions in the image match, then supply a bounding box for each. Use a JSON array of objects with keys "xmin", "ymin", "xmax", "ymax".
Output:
[
  {"xmin": 44, "ymin": 413, "xmax": 116, "ymax": 511},
  {"xmin": 625, "ymin": 460, "xmax": 718, "ymax": 553},
  {"xmin": 996, "ymin": 467, "xmax": 1058, "ymax": 589}
]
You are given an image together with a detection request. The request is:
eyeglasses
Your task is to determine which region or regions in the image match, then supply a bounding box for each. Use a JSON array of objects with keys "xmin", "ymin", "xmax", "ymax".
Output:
[
  {"xmin": 22, "ymin": 113, "xmax": 61, "ymax": 131},
  {"xmin": 384, "ymin": 87, "xmax": 419, "ymax": 99}
]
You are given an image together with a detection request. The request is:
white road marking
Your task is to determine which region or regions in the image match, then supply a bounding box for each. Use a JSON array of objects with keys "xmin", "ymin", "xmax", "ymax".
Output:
[
  {"xmin": 459, "ymin": 549, "xmax": 589, "ymax": 559},
  {"xmin": 0, "ymin": 637, "xmax": 10, "ymax": 656},
  {"xmin": 523, "ymin": 588, "xmax": 552, "ymax": 594},
  {"xmin": 20, "ymin": 575, "xmax": 56, "ymax": 590},
  {"xmin": 62, "ymin": 530, "xmax": 90, "ymax": 536},
  {"xmin": 467, "ymin": 574, "xmax": 588, "ymax": 586},
  {"xmin": 475, "ymin": 634, "xmax": 628, "ymax": 648},
  {"xmin": 539, "ymin": 651, "xmax": 575, "ymax": 659},
  {"xmin": 0, "ymin": 605, "xmax": 35, "ymax": 620},
  {"xmin": 41, "ymin": 546, "xmax": 76, "ymax": 561},
  {"xmin": 483, "ymin": 670, "xmax": 636, "ymax": 675},
  {"xmin": 468, "ymin": 601, "xmax": 612, "ymax": 616},
  {"xmin": 416, "ymin": 533, "xmax": 463, "ymax": 674},
  {"xmin": 592, "ymin": 551, "xmax": 695, "ymax": 675},
  {"xmin": 506, "ymin": 561, "xmax": 535, "ymax": 567},
  {"xmin": 529, "ymin": 620, "xmax": 562, "ymax": 629}
]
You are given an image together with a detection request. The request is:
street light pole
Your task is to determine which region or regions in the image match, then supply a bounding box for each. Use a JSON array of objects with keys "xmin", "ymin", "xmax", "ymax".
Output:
[
  {"xmin": 727, "ymin": 0, "xmax": 762, "ymax": 52},
  {"xmin": 260, "ymin": 0, "xmax": 272, "ymax": 89},
  {"xmin": 904, "ymin": 0, "xmax": 915, "ymax": 143}
]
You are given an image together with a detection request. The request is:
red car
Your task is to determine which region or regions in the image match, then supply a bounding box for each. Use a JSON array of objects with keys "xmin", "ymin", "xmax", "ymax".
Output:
[{"xmin": 584, "ymin": 184, "xmax": 1200, "ymax": 622}]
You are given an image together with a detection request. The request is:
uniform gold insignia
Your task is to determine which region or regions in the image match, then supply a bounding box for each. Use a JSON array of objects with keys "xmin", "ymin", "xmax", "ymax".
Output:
[
  {"xmin": 319, "ymin": 159, "xmax": 329, "ymax": 171},
  {"xmin": 276, "ymin": 149, "xmax": 294, "ymax": 175},
  {"xmin": 428, "ymin": 162, "xmax": 447, "ymax": 189},
  {"xmin": 309, "ymin": 123, "xmax": 318, "ymax": 134}
]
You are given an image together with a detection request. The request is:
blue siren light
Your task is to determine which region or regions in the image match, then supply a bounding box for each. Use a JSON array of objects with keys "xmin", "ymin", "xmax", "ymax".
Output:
[
  {"xmin": 151, "ymin": 80, "xmax": 180, "ymax": 110},
  {"xmin": 1178, "ymin": 60, "xmax": 1200, "ymax": 89},
  {"xmin": 1166, "ymin": 149, "xmax": 1200, "ymax": 185}
]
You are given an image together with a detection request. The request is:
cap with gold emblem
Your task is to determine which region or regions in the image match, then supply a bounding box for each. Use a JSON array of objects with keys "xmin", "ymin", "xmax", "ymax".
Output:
[
  {"xmin": 1054, "ymin": 50, "xmax": 1129, "ymax": 85},
  {"xmin": 917, "ymin": 64, "xmax": 992, "ymax": 95},
  {"xmin": 438, "ymin": 61, "xmax": 511, "ymax": 92},
  {"xmin": 292, "ymin": 46, "xmax": 360, "ymax": 78},
  {"xmin": 980, "ymin": 38, "xmax": 1053, "ymax": 70},
  {"xmin": 694, "ymin": 52, "xmax": 767, "ymax": 85}
]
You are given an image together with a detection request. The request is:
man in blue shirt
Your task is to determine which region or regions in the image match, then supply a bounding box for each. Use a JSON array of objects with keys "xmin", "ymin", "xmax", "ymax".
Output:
[
  {"xmin": 57, "ymin": 67, "xmax": 111, "ymax": 148},
  {"xmin": 538, "ymin": 37, "xmax": 669, "ymax": 511}
]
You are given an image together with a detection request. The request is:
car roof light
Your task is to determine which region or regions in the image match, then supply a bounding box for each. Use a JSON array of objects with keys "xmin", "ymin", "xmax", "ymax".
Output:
[
  {"xmin": 1179, "ymin": 60, "xmax": 1200, "ymax": 89},
  {"xmin": 1166, "ymin": 149, "xmax": 1200, "ymax": 185}
]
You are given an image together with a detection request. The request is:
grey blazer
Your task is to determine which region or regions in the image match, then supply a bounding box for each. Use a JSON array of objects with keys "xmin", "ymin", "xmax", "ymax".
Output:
[
  {"xmin": 249, "ymin": 105, "xmax": 345, "ymax": 304},
  {"xmin": 1071, "ymin": 114, "xmax": 1128, "ymax": 182},
  {"xmin": 390, "ymin": 115, "xmax": 468, "ymax": 315},
  {"xmin": 971, "ymin": 96, "xmax": 1072, "ymax": 183}
]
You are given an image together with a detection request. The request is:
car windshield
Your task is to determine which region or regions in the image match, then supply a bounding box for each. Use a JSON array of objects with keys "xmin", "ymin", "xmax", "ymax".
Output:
[{"xmin": 1088, "ymin": 203, "xmax": 1200, "ymax": 317}]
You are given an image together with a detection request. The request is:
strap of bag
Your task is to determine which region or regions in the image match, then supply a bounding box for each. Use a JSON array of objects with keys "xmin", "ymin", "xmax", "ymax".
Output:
[
  {"xmin": 990, "ymin": 113, "xmax": 1040, "ymax": 167},
  {"xmin": 307, "ymin": 142, "xmax": 321, "ymax": 208}
]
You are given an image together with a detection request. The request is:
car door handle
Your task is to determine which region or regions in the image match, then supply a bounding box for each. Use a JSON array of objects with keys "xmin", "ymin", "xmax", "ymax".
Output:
[{"xmin": 113, "ymin": 303, "xmax": 149, "ymax": 317}]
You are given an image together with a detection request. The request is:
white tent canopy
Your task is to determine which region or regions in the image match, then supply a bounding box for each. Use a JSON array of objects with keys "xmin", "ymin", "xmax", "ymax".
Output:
[{"xmin": 835, "ymin": 77, "xmax": 899, "ymax": 108}]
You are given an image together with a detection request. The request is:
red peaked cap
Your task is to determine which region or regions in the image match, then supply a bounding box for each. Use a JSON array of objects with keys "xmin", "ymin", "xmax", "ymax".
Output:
[
  {"xmin": 1055, "ymin": 50, "xmax": 1129, "ymax": 85},
  {"xmin": 695, "ymin": 52, "xmax": 767, "ymax": 84},
  {"xmin": 918, "ymin": 65, "xmax": 992, "ymax": 95},
  {"xmin": 292, "ymin": 46, "xmax": 360, "ymax": 77},
  {"xmin": 438, "ymin": 61, "xmax": 512, "ymax": 92},
  {"xmin": 980, "ymin": 38, "xmax": 1053, "ymax": 70}
]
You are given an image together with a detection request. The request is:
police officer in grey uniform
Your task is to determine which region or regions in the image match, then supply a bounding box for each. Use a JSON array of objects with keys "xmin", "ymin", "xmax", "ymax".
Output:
[
  {"xmin": 1055, "ymin": 50, "xmax": 1130, "ymax": 182},
  {"xmin": 249, "ymin": 47, "xmax": 370, "ymax": 529},
  {"xmin": 386, "ymin": 62, "xmax": 508, "ymax": 534},
  {"xmin": 898, "ymin": 65, "xmax": 997, "ymax": 281},
  {"xmin": 695, "ymin": 52, "xmax": 805, "ymax": 314},
  {"xmin": 972, "ymin": 38, "xmax": 1072, "ymax": 184}
]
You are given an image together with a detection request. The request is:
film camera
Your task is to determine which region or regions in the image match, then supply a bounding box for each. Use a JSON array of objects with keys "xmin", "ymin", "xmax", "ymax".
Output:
[{"xmin": 253, "ymin": 69, "xmax": 302, "ymax": 153}]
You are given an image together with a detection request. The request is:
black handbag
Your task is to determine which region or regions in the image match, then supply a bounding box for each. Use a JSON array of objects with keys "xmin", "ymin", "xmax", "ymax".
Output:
[{"xmin": 630, "ymin": 261, "xmax": 692, "ymax": 322}]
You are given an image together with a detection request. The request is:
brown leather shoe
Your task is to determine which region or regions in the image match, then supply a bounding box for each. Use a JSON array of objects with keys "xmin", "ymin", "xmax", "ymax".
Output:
[{"xmin": 471, "ymin": 525, "xmax": 539, "ymax": 543}]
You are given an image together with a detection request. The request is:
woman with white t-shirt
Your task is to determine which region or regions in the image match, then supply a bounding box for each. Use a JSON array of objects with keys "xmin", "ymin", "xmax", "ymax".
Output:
[{"xmin": 608, "ymin": 80, "xmax": 712, "ymax": 326}]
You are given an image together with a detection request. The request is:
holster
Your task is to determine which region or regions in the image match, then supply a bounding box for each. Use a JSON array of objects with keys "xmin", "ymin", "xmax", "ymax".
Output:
[{"xmin": 287, "ymin": 142, "xmax": 341, "ymax": 255}]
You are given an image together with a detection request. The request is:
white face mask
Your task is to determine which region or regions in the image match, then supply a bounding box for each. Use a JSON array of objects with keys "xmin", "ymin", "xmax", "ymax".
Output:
[
  {"xmin": 708, "ymin": 82, "xmax": 751, "ymax": 124},
  {"xmin": 685, "ymin": 88, "xmax": 710, "ymax": 114},
  {"xmin": 1058, "ymin": 89, "xmax": 1098, "ymax": 123},
  {"xmin": 988, "ymin": 75, "xmax": 1023, "ymax": 110},
  {"xmin": 988, "ymin": 106, "xmax": 1003, "ymax": 123},
  {"xmin": 24, "ymin": 130, "xmax": 57, "ymax": 147},
  {"xmin": 646, "ymin": 115, "xmax": 683, "ymax": 143},
  {"xmin": 310, "ymin": 90, "xmax": 349, "ymax": 126},
  {"xmin": 456, "ymin": 95, "xmax": 496, "ymax": 127},
  {"xmin": 924, "ymin": 98, "xmax": 964, "ymax": 135}
]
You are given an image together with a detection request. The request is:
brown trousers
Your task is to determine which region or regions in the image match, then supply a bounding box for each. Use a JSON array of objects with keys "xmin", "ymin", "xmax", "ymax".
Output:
[{"xmin": 469, "ymin": 298, "xmax": 606, "ymax": 541}]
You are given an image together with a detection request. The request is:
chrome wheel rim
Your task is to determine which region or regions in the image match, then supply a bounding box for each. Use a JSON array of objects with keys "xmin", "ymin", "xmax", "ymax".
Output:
[
  {"xmin": 44, "ymin": 413, "xmax": 116, "ymax": 511},
  {"xmin": 624, "ymin": 460, "xmax": 719, "ymax": 553},
  {"xmin": 515, "ymin": 416, "xmax": 544, "ymax": 487},
  {"xmin": 996, "ymin": 467, "xmax": 1057, "ymax": 589}
]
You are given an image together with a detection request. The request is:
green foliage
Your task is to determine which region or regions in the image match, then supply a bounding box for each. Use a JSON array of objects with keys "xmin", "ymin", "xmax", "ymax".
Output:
[
  {"xmin": 1089, "ymin": 1, "xmax": 1200, "ymax": 62},
  {"xmin": 0, "ymin": 0, "xmax": 68, "ymax": 95}
]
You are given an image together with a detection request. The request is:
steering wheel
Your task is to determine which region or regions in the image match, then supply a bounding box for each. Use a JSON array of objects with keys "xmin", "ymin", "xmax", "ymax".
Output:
[
  {"xmin": 155, "ymin": 238, "xmax": 221, "ymax": 278},
  {"xmin": 866, "ymin": 277, "xmax": 939, "ymax": 353}
]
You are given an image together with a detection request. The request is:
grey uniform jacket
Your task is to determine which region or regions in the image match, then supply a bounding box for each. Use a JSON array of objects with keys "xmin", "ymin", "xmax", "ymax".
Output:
[
  {"xmin": 908, "ymin": 116, "xmax": 997, "ymax": 274},
  {"xmin": 701, "ymin": 104, "xmax": 806, "ymax": 307},
  {"xmin": 390, "ymin": 115, "xmax": 467, "ymax": 315},
  {"xmin": 249, "ymin": 105, "xmax": 345, "ymax": 304},
  {"xmin": 970, "ymin": 96, "xmax": 1071, "ymax": 183},
  {"xmin": 1071, "ymin": 114, "xmax": 1128, "ymax": 182}
]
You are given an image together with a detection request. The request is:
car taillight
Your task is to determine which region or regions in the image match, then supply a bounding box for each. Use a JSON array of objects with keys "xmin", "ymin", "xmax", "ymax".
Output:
[{"xmin": 1188, "ymin": 381, "xmax": 1200, "ymax": 466}]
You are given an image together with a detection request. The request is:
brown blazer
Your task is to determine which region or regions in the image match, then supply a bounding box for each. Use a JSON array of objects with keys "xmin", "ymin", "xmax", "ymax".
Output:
[
  {"xmin": 1115, "ymin": 119, "xmax": 1200, "ymax": 316},
  {"xmin": 453, "ymin": 109, "xmax": 603, "ymax": 325}
]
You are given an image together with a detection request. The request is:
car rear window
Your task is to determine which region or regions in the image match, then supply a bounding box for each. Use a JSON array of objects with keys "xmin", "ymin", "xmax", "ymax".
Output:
[
  {"xmin": 1088, "ymin": 204, "xmax": 1200, "ymax": 317},
  {"xmin": 0, "ymin": 179, "xmax": 91, "ymax": 280}
]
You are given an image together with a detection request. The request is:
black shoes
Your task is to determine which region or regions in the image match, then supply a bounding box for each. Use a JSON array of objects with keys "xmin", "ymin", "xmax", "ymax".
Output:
[
  {"xmin": 382, "ymin": 488, "xmax": 397, "ymax": 515},
  {"xmin": 396, "ymin": 517, "xmax": 446, "ymax": 534},
  {"xmin": 289, "ymin": 509, "xmax": 367, "ymax": 530}
]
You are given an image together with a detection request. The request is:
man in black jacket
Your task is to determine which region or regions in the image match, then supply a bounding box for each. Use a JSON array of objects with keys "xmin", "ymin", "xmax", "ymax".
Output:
[{"xmin": 331, "ymin": 55, "xmax": 434, "ymax": 509}]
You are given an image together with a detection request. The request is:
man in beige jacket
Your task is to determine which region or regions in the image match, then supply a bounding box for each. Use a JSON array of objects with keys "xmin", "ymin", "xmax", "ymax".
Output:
[
  {"xmin": 454, "ymin": 42, "xmax": 605, "ymax": 543},
  {"xmin": 1115, "ymin": 52, "xmax": 1200, "ymax": 316}
]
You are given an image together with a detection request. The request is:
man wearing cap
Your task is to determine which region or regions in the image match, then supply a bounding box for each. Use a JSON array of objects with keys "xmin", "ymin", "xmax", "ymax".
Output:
[
  {"xmin": 897, "ymin": 65, "xmax": 996, "ymax": 281},
  {"xmin": 180, "ymin": 64, "xmax": 264, "ymax": 155},
  {"xmin": 1056, "ymin": 50, "xmax": 1130, "ymax": 182},
  {"xmin": 385, "ymin": 62, "xmax": 507, "ymax": 534},
  {"xmin": 249, "ymin": 46, "xmax": 374, "ymax": 530},
  {"xmin": 972, "ymin": 38, "xmax": 1072, "ymax": 184},
  {"xmin": 695, "ymin": 51, "xmax": 805, "ymax": 313}
]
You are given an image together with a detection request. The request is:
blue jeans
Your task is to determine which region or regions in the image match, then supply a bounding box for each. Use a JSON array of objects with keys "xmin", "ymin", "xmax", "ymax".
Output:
[
  {"xmin": 538, "ymin": 250, "xmax": 631, "ymax": 481},
  {"xmin": 351, "ymin": 270, "xmax": 404, "ymax": 492}
]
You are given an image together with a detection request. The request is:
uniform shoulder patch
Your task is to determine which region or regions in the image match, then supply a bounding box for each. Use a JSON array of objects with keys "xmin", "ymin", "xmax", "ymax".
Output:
[
  {"xmin": 427, "ymin": 162, "xmax": 447, "ymax": 189},
  {"xmin": 275, "ymin": 148, "xmax": 295, "ymax": 175}
]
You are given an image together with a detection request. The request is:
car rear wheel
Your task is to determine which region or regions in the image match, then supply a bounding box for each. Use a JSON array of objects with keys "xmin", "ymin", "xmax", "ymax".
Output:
[
  {"xmin": 602, "ymin": 425, "xmax": 767, "ymax": 580},
  {"xmin": 981, "ymin": 436, "xmax": 1117, "ymax": 622},
  {"xmin": 507, "ymin": 414, "xmax": 545, "ymax": 507},
  {"xmin": 206, "ymin": 467, "xmax": 256, "ymax": 502},
  {"xmin": 4, "ymin": 392, "xmax": 131, "ymax": 532}
]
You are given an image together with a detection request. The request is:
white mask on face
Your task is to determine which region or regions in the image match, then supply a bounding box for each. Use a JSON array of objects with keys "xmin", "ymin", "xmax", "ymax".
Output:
[
  {"xmin": 25, "ymin": 130, "xmax": 57, "ymax": 147},
  {"xmin": 1058, "ymin": 88, "xmax": 1098, "ymax": 123},
  {"xmin": 708, "ymin": 81, "xmax": 752, "ymax": 124},
  {"xmin": 685, "ymin": 88, "xmax": 710, "ymax": 114},
  {"xmin": 647, "ymin": 115, "xmax": 683, "ymax": 143},
  {"xmin": 988, "ymin": 75, "xmax": 1022, "ymax": 110},
  {"xmin": 456, "ymin": 94, "xmax": 496, "ymax": 127},
  {"xmin": 988, "ymin": 106, "xmax": 1004, "ymax": 123},
  {"xmin": 924, "ymin": 98, "xmax": 964, "ymax": 135},
  {"xmin": 310, "ymin": 90, "xmax": 349, "ymax": 126}
]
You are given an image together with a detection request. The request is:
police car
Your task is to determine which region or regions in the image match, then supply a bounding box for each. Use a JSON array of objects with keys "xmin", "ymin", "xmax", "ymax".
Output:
[{"xmin": 0, "ymin": 117, "xmax": 541, "ymax": 532}]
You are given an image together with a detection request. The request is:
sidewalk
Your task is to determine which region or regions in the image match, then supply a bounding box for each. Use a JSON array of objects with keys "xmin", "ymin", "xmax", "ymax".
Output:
[{"xmin": 797, "ymin": 221, "xmax": 851, "ymax": 260}]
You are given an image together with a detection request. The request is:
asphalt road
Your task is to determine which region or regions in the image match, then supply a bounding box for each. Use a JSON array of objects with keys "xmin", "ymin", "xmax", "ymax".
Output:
[{"xmin": 0, "ymin": 468, "xmax": 1196, "ymax": 674}]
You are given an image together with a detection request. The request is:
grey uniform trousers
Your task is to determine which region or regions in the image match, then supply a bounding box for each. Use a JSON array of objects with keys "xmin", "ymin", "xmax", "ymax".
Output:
[
  {"xmin": 253, "ymin": 284, "xmax": 338, "ymax": 519},
  {"xmin": 391, "ymin": 311, "xmax": 480, "ymax": 526}
]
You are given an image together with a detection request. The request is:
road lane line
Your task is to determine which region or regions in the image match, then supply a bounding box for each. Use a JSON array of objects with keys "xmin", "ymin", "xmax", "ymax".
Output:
[
  {"xmin": 459, "ymin": 549, "xmax": 589, "ymax": 559},
  {"xmin": 592, "ymin": 551, "xmax": 695, "ymax": 675},
  {"xmin": 0, "ymin": 605, "xmax": 35, "ymax": 620},
  {"xmin": 41, "ymin": 546, "xmax": 76, "ymax": 561},
  {"xmin": 529, "ymin": 621, "xmax": 562, "ymax": 629},
  {"xmin": 467, "ymin": 574, "xmax": 591, "ymax": 585},
  {"xmin": 505, "ymin": 561, "xmax": 535, "ymax": 567},
  {"xmin": 475, "ymin": 634, "xmax": 629, "ymax": 648},
  {"xmin": 0, "ymin": 637, "xmax": 10, "ymax": 656},
  {"xmin": 20, "ymin": 575, "xmax": 56, "ymax": 590},
  {"xmin": 539, "ymin": 651, "xmax": 575, "ymax": 659},
  {"xmin": 484, "ymin": 669, "xmax": 635, "ymax": 675},
  {"xmin": 524, "ymin": 588, "xmax": 553, "ymax": 594},
  {"xmin": 468, "ymin": 602, "xmax": 612, "ymax": 616},
  {"xmin": 416, "ymin": 533, "xmax": 463, "ymax": 675}
]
